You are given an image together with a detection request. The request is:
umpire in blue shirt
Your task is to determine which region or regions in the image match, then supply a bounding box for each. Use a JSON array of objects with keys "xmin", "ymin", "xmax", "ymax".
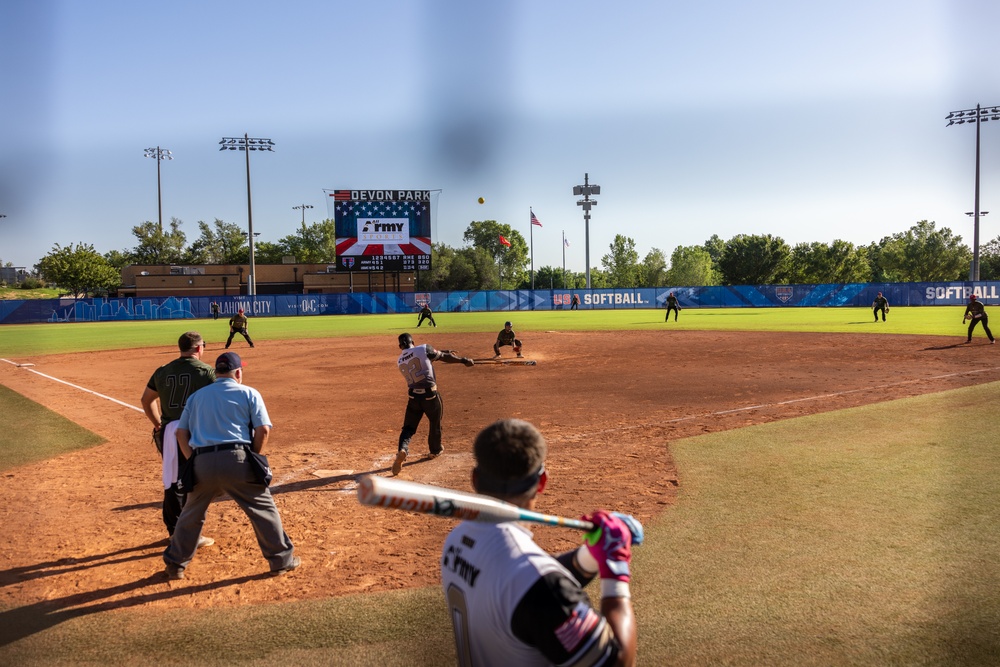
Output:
[{"xmin": 163, "ymin": 351, "xmax": 299, "ymax": 579}]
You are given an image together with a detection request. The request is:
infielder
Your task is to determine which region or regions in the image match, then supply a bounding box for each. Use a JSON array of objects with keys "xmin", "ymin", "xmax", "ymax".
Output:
[
  {"xmin": 494, "ymin": 321, "xmax": 523, "ymax": 358},
  {"xmin": 963, "ymin": 294, "xmax": 995, "ymax": 344},
  {"xmin": 393, "ymin": 333, "xmax": 474, "ymax": 476},
  {"xmin": 226, "ymin": 308, "xmax": 255, "ymax": 348},
  {"xmin": 441, "ymin": 419, "xmax": 641, "ymax": 666},
  {"xmin": 872, "ymin": 292, "xmax": 889, "ymax": 322},
  {"xmin": 417, "ymin": 303, "xmax": 437, "ymax": 328},
  {"xmin": 140, "ymin": 331, "xmax": 216, "ymax": 544},
  {"xmin": 665, "ymin": 292, "xmax": 680, "ymax": 322}
]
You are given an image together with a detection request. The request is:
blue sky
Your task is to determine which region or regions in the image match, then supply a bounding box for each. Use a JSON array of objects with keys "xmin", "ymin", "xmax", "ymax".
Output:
[{"xmin": 2, "ymin": 0, "xmax": 999, "ymax": 276}]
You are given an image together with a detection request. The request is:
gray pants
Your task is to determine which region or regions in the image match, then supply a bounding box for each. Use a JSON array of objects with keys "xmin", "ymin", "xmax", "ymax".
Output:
[{"xmin": 164, "ymin": 447, "xmax": 295, "ymax": 573}]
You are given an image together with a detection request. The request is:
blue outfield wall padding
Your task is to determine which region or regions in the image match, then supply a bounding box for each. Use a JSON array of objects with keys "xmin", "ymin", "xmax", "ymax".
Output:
[{"xmin": 3, "ymin": 282, "xmax": 1000, "ymax": 324}]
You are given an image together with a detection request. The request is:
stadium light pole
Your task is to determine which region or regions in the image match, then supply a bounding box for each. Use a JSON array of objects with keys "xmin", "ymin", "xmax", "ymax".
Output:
[
  {"xmin": 293, "ymin": 204, "xmax": 314, "ymax": 226},
  {"xmin": 220, "ymin": 134, "xmax": 274, "ymax": 296},
  {"xmin": 143, "ymin": 146, "xmax": 173, "ymax": 234},
  {"xmin": 573, "ymin": 173, "xmax": 601, "ymax": 289},
  {"xmin": 947, "ymin": 104, "xmax": 1000, "ymax": 281}
]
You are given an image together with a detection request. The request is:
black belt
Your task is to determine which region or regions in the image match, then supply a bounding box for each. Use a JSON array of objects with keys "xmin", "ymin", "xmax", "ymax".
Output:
[{"xmin": 195, "ymin": 442, "xmax": 250, "ymax": 454}]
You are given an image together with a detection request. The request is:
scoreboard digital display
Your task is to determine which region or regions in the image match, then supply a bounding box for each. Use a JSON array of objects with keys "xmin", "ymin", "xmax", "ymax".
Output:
[{"xmin": 326, "ymin": 189, "xmax": 433, "ymax": 272}]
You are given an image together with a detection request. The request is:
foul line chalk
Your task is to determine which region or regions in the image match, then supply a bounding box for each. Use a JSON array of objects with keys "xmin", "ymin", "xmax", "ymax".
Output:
[{"xmin": 1, "ymin": 360, "xmax": 143, "ymax": 413}]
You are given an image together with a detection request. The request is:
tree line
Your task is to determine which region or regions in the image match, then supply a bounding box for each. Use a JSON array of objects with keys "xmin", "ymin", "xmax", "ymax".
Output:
[{"xmin": 9, "ymin": 217, "xmax": 999, "ymax": 298}]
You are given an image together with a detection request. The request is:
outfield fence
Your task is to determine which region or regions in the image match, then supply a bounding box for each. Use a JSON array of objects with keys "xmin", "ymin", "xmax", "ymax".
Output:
[{"xmin": 2, "ymin": 281, "xmax": 998, "ymax": 324}]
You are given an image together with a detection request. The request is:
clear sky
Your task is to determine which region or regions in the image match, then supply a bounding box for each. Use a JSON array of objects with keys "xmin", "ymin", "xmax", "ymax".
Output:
[{"xmin": 2, "ymin": 0, "xmax": 999, "ymax": 276}]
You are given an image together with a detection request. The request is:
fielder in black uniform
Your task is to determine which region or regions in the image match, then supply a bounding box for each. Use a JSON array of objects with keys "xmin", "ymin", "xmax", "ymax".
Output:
[
  {"xmin": 141, "ymin": 331, "xmax": 216, "ymax": 542},
  {"xmin": 872, "ymin": 292, "xmax": 889, "ymax": 322},
  {"xmin": 417, "ymin": 304, "xmax": 437, "ymax": 328},
  {"xmin": 494, "ymin": 321, "xmax": 523, "ymax": 358},
  {"xmin": 441, "ymin": 419, "xmax": 643, "ymax": 666},
  {"xmin": 393, "ymin": 333, "xmax": 474, "ymax": 475},
  {"xmin": 963, "ymin": 294, "xmax": 995, "ymax": 344},
  {"xmin": 665, "ymin": 292, "xmax": 680, "ymax": 322},
  {"xmin": 226, "ymin": 308, "xmax": 255, "ymax": 348}
]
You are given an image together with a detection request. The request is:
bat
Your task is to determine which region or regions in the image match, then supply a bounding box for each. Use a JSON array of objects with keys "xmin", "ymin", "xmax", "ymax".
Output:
[{"xmin": 356, "ymin": 475, "xmax": 594, "ymax": 532}]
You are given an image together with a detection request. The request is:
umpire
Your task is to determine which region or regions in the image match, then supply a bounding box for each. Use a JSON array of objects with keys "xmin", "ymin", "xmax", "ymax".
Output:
[{"xmin": 164, "ymin": 351, "xmax": 299, "ymax": 579}]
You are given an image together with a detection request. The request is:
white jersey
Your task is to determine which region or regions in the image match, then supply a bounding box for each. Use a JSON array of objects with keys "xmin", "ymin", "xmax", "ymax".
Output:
[
  {"xmin": 398, "ymin": 344, "xmax": 439, "ymax": 394},
  {"xmin": 441, "ymin": 521, "xmax": 616, "ymax": 667}
]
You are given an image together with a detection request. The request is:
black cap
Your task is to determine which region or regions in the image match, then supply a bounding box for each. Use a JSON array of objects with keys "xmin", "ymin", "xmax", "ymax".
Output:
[{"xmin": 215, "ymin": 352, "xmax": 244, "ymax": 373}]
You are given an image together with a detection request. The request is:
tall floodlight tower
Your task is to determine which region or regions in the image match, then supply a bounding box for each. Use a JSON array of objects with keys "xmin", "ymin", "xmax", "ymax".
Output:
[
  {"xmin": 947, "ymin": 104, "xmax": 999, "ymax": 280},
  {"xmin": 220, "ymin": 134, "xmax": 275, "ymax": 296},
  {"xmin": 573, "ymin": 173, "xmax": 601, "ymax": 289}
]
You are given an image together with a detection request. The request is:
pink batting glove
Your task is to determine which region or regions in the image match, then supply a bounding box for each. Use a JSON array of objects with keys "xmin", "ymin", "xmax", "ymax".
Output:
[{"xmin": 582, "ymin": 510, "xmax": 634, "ymax": 582}]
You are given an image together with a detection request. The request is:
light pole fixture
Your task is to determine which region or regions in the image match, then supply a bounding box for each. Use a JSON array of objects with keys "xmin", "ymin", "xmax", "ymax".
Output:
[
  {"xmin": 947, "ymin": 104, "xmax": 999, "ymax": 281},
  {"xmin": 143, "ymin": 146, "xmax": 172, "ymax": 234},
  {"xmin": 220, "ymin": 134, "xmax": 274, "ymax": 296},
  {"xmin": 293, "ymin": 204, "xmax": 314, "ymax": 226},
  {"xmin": 572, "ymin": 173, "xmax": 601, "ymax": 289}
]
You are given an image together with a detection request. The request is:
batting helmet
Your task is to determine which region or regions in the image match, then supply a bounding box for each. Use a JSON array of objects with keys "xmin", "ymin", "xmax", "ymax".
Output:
[{"xmin": 504, "ymin": 321, "xmax": 512, "ymax": 327}]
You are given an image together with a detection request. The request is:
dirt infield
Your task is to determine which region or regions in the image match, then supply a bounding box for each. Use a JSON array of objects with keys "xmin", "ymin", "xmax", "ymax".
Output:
[{"xmin": 0, "ymin": 329, "xmax": 996, "ymax": 613}]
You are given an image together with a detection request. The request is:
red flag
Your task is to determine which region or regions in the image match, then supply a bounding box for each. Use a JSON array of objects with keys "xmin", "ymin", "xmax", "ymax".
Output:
[
  {"xmin": 531, "ymin": 210, "xmax": 542, "ymax": 227},
  {"xmin": 499, "ymin": 234, "xmax": 511, "ymax": 247}
]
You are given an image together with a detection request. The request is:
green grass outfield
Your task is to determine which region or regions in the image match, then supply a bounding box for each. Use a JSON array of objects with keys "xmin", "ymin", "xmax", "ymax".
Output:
[
  {"xmin": 2, "ymin": 308, "xmax": 998, "ymax": 665},
  {"xmin": 0, "ymin": 305, "xmax": 977, "ymax": 357}
]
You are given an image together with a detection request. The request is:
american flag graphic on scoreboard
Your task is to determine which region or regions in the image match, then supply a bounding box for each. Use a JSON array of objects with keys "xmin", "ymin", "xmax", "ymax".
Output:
[{"xmin": 332, "ymin": 197, "xmax": 431, "ymax": 257}]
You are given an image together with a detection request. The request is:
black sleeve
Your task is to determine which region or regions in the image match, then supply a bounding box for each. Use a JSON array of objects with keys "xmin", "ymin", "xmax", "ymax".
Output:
[
  {"xmin": 555, "ymin": 549, "xmax": 598, "ymax": 588},
  {"xmin": 510, "ymin": 571, "xmax": 620, "ymax": 666}
]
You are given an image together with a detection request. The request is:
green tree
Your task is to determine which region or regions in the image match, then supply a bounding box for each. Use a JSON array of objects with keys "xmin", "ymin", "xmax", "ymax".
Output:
[
  {"xmin": 36, "ymin": 243, "xmax": 121, "ymax": 297},
  {"xmin": 718, "ymin": 234, "xmax": 790, "ymax": 285},
  {"xmin": 427, "ymin": 243, "xmax": 499, "ymax": 290},
  {"xmin": 278, "ymin": 219, "xmax": 337, "ymax": 263},
  {"xmin": 666, "ymin": 245, "xmax": 718, "ymax": 287},
  {"xmin": 587, "ymin": 267, "xmax": 610, "ymax": 288},
  {"xmin": 185, "ymin": 219, "xmax": 248, "ymax": 264},
  {"xmin": 463, "ymin": 220, "xmax": 528, "ymax": 289},
  {"xmin": 979, "ymin": 236, "xmax": 1000, "ymax": 280},
  {"xmin": 530, "ymin": 265, "xmax": 573, "ymax": 289},
  {"xmin": 252, "ymin": 241, "xmax": 286, "ymax": 265},
  {"xmin": 639, "ymin": 248, "xmax": 668, "ymax": 287},
  {"xmin": 781, "ymin": 240, "xmax": 870, "ymax": 284},
  {"xmin": 601, "ymin": 234, "xmax": 640, "ymax": 287},
  {"xmin": 131, "ymin": 218, "xmax": 187, "ymax": 264},
  {"xmin": 103, "ymin": 249, "xmax": 135, "ymax": 273},
  {"xmin": 703, "ymin": 234, "xmax": 726, "ymax": 265},
  {"xmin": 875, "ymin": 221, "xmax": 970, "ymax": 282}
]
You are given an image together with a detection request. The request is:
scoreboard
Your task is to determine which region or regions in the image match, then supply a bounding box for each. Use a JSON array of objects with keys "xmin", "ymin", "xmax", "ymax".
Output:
[{"xmin": 327, "ymin": 189, "xmax": 433, "ymax": 272}]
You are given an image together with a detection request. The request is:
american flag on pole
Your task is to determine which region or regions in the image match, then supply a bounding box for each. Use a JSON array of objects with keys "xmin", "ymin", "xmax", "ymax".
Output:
[
  {"xmin": 531, "ymin": 210, "xmax": 542, "ymax": 227},
  {"xmin": 499, "ymin": 234, "xmax": 511, "ymax": 247},
  {"xmin": 564, "ymin": 237, "xmax": 570, "ymax": 247}
]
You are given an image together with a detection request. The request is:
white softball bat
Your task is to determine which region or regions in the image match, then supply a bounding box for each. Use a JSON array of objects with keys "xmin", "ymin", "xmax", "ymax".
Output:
[{"xmin": 356, "ymin": 475, "xmax": 595, "ymax": 531}]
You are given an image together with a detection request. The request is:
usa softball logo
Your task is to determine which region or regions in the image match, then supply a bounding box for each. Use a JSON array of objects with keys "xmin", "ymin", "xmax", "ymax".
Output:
[
  {"xmin": 776, "ymin": 286, "xmax": 793, "ymax": 303},
  {"xmin": 344, "ymin": 257, "xmax": 355, "ymax": 268}
]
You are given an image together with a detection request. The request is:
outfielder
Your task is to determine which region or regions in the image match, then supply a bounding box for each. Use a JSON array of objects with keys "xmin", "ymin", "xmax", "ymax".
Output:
[
  {"xmin": 140, "ymin": 331, "xmax": 216, "ymax": 544},
  {"xmin": 963, "ymin": 294, "xmax": 995, "ymax": 344},
  {"xmin": 226, "ymin": 308, "xmax": 255, "ymax": 348},
  {"xmin": 393, "ymin": 333, "xmax": 474, "ymax": 476},
  {"xmin": 872, "ymin": 292, "xmax": 889, "ymax": 322},
  {"xmin": 441, "ymin": 419, "xmax": 642, "ymax": 666},
  {"xmin": 494, "ymin": 321, "xmax": 523, "ymax": 358}
]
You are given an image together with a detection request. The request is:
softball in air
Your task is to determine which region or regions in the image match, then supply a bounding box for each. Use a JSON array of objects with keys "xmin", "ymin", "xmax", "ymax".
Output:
[{"xmin": 478, "ymin": 197, "xmax": 485, "ymax": 204}]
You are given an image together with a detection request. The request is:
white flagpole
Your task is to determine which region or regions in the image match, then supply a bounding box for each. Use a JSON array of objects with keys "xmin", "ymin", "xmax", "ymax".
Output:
[
  {"xmin": 530, "ymin": 208, "xmax": 535, "ymax": 290},
  {"xmin": 562, "ymin": 230, "xmax": 566, "ymax": 287}
]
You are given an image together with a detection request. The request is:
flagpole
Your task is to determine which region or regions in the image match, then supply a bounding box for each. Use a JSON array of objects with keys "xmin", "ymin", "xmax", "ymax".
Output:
[
  {"xmin": 562, "ymin": 230, "xmax": 566, "ymax": 287},
  {"xmin": 530, "ymin": 208, "xmax": 535, "ymax": 290}
]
